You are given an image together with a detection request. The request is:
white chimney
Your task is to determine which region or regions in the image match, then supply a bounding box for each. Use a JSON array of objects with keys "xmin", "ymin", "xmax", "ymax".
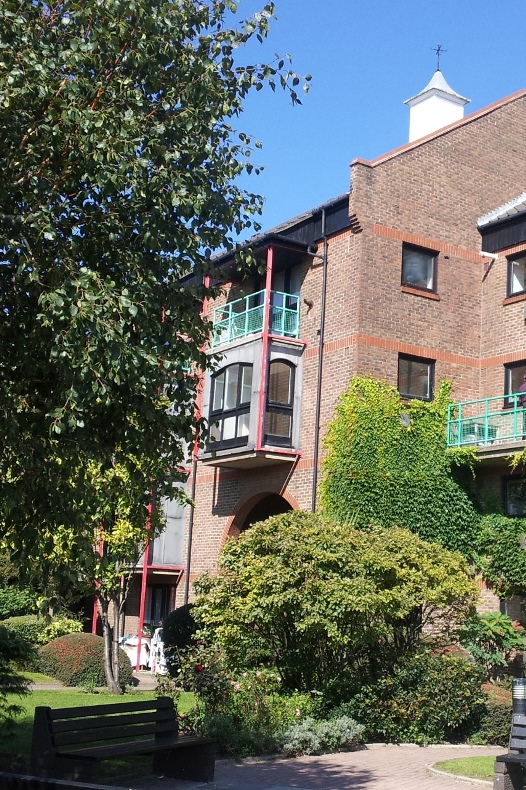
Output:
[{"xmin": 404, "ymin": 70, "xmax": 470, "ymax": 142}]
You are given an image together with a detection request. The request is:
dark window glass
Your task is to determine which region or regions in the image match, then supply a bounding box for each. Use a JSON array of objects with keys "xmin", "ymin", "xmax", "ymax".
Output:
[
  {"xmin": 208, "ymin": 364, "xmax": 252, "ymax": 449},
  {"xmin": 505, "ymin": 478, "xmax": 526, "ymax": 517},
  {"xmin": 504, "ymin": 361, "xmax": 526, "ymax": 407},
  {"xmin": 401, "ymin": 244, "xmax": 436, "ymax": 292},
  {"xmin": 264, "ymin": 360, "xmax": 295, "ymax": 446},
  {"xmin": 398, "ymin": 355, "xmax": 434, "ymax": 401},
  {"xmin": 508, "ymin": 255, "xmax": 526, "ymax": 297}
]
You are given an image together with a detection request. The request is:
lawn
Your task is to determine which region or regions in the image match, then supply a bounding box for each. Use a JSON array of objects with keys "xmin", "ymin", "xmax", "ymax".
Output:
[
  {"xmin": 0, "ymin": 686, "xmax": 195, "ymax": 779},
  {"xmin": 434, "ymin": 755, "xmax": 496, "ymax": 781}
]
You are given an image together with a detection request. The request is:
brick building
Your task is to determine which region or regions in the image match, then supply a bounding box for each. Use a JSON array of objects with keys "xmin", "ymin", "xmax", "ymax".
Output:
[{"xmin": 120, "ymin": 72, "xmax": 526, "ymax": 645}]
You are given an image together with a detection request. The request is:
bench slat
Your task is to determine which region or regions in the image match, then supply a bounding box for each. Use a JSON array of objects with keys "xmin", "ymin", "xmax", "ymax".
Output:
[
  {"xmin": 55, "ymin": 719, "xmax": 178, "ymax": 748},
  {"xmin": 509, "ymin": 738, "xmax": 526, "ymax": 750},
  {"xmin": 496, "ymin": 753, "xmax": 526, "ymax": 763},
  {"xmin": 49, "ymin": 698, "xmax": 172, "ymax": 721},
  {"xmin": 52, "ymin": 708, "xmax": 176, "ymax": 735},
  {"xmin": 66, "ymin": 735, "xmax": 212, "ymax": 761}
]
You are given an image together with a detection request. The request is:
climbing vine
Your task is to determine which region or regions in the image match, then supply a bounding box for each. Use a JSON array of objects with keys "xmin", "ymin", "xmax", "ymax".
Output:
[
  {"xmin": 477, "ymin": 514, "xmax": 526, "ymax": 599},
  {"xmin": 320, "ymin": 377, "xmax": 480, "ymax": 558}
]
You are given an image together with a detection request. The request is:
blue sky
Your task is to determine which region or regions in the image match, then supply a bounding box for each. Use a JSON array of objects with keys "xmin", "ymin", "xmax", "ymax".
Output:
[{"xmin": 233, "ymin": 0, "xmax": 526, "ymax": 236}]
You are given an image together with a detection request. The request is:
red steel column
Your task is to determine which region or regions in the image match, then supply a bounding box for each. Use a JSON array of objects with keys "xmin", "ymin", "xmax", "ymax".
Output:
[{"xmin": 255, "ymin": 247, "xmax": 274, "ymax": 451}]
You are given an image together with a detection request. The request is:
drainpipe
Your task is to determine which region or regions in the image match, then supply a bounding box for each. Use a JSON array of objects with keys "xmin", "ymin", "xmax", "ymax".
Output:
[
  {"xmin": 183, "ymin": 454, "xmax": 198, "ymax": 606},
  {"xmin": 255, "ymin": 246, "xmax": 274, "ymax": 451},
  {"xmin": 183, "ymin": 273, "xmax": 211, "ymax": 605},
  {"xmin": 311, "ymin": 209, "xmax": 328, "ymax": 512}
]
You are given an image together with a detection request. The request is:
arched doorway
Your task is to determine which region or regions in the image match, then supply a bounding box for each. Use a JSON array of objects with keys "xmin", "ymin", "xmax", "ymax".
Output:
[{"xmin": 240, "ymin": 493, "xmax": 292, "ymax": 532}]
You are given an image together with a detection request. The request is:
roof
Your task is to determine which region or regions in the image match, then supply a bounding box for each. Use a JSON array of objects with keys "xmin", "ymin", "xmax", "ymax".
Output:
[
  {"xmin": 212, "ymin": 192, "xmax": 350, "ymax": 268},
  {"xmin": 404, "ymin": 70, "xmax": 470, "ymax": 106},
  {"xmin": 353, "ymin": 88, "xmax": 526, "ymax": 169},
  {"xmin": 478, "ymin": 191, "xmax": 526, "ymax": 228}
]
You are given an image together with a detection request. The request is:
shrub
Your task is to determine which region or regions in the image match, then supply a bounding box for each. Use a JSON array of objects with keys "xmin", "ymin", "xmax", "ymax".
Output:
[
  {"xmin": 345, "ymin": 649, "xmax": 484, "ymax": 745},
  {"xmin": 459, "ymin": 612, "xmax": 525, "ymax": 680},
  {"xmin": 0, "ymin": 586, "xmax": 38, "ymax": 620},
  {"xmin": 1, "ymin": 615, "xmax": 48, "ymax": 645},
  {"xmin": 280, "ymin": 716, "xmax": 364, "ymax": 757},
  {"xmin": 475, "ymin": 699, "xmax": 512, "ymax": 746},
  {"xmin": 163, "ymin": 605, "xmax": 195, "ymax": 653},
  {"xmin": 37, "ymin": 616, "xmax": 84, "ymax": 645},
  {"xmin": 39, "ymin": 633, "xmax": 133, "ymax": 688},
  {"xmin": 200, "ymin": 713, "xmax": 279, "ymax": 757},
  {"xmin": 160, "ymin": 648, "xmax": 320, "ymax": 756},
  {"xmin": 193, "ymin": 511, "xmax": 477, "ymax": 693}
]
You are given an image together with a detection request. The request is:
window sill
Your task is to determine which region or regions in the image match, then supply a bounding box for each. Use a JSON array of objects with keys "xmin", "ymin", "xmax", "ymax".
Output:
[
  {"xmin": 401, "ymin": 285, "xmax": 440, "ymax": 301},
  {"xmin": 503, "ymin": 292, "xmax": 526, "ymax": 306}
]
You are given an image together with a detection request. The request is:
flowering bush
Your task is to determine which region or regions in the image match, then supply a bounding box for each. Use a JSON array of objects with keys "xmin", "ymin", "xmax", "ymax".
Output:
[
  {"xmin": 39, "ymin": 633, "xmax": 133, "ymax": 688},
  {"xmin": 158, "ymin": 644, "xmax": 318, "ymax": 756}
]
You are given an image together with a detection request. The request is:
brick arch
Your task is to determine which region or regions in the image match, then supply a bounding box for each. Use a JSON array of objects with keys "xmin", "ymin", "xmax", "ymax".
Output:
[{"xmin": 221, "ymin": 488, "xmax": 300, "ymax": 546}]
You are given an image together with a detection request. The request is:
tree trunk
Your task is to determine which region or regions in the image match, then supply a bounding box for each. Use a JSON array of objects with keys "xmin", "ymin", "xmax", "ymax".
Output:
[{"xmin": 100, "ymin": 597, "xmax": 122, "ymax": 695}]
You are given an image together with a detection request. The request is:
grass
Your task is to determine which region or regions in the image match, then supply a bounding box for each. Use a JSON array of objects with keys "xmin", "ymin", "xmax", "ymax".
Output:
[
  {"xmin": 0, "ymin": 687, "xmax": 195, "ymax": 779},
  {"xmin": 20, "ymin": 670, "xmax": 57, "ymax": 683},
  {"xmin": 434, "ymin": 755, "xmax": 496, "ymax": 781}
]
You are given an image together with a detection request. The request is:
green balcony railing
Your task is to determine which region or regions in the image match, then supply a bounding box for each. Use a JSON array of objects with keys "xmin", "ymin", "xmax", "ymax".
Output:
[
  {"xmin": 211, "ymin": 289, "xmax": 299, "ymax": 349},
  {"xmin": 447, "ymin": 394, "xmax": 526, "ymax": 448}
]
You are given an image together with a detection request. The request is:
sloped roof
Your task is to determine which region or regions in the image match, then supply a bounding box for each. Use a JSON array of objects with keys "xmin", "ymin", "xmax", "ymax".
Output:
[
  {"xmin": 353, "ymin": 88, "xmax": 526, "ymax": 169},
  {"xmin": 404, "ymin": 69, "xmax": 470, "ymax": 106},
  {"xmin": 478, "ymin": 191, "xmax": 526, "ymax": 228}
]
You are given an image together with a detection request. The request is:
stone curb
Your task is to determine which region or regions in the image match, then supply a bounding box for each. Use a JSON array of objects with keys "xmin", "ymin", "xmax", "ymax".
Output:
[{"xmin": 427, "ymin": 763, "xmax": 493, "ymax": 786}]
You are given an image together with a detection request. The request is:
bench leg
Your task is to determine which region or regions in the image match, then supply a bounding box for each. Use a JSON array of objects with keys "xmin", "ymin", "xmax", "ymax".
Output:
[
  {"xmin": 31, "ymin": 756, "xmax": 98, "ymax": 783},
  {"xmin": 153, "ymin": 743, "xmax": 216, "ymax": 783},
  {"xmin": 495, "ymin": 761, "xmax": 524, "ymax": 790}
]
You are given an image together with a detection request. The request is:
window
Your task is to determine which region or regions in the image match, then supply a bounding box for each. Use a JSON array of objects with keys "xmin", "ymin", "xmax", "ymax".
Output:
[
  {"xmin": 264, "ymin": 360, "xmax": 295, "ymax": 446},
  {"xmin": 208, "ymin": 364, "xmax": 252, "ymax": 448},
  {"xmin": 507, "ymin": 254, "xmax": 526, "ymax": 297},
  {"xmin": 401, "ymin": 244, "xmax": 437, "ymax": 292},
  {"xmin": 504, "ymin": 361, "xmax": 526, "ymax": 407},
  {"xmin": 504, "ymin": 478, "xmax": 526, "ymax": 517},
  {"xmin": 398, "ymin": 355, "xmax": 434, "ymax": 401},
  {"xmin": 145, "ymin": 585, "xmax": 172, "ymax": 627}
]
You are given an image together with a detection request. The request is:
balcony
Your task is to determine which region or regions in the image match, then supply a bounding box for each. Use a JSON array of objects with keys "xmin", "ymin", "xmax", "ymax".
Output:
[
  {"xmin": 211, "ymin": 290, "xmax": 299, "ymax": 349},
  {"xmin": 447, "ymin": 394, "xmax": 526, "ymax": 451}
]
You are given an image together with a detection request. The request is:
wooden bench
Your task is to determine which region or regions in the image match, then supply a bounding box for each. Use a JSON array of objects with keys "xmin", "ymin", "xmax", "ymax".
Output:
[
  {"xmin": 29, "ymin": 697, "xmax": 215, "ymax": 784},
  {"xmin": 495, "ymin": 714, "xmax": 526, "ymax": 790}
]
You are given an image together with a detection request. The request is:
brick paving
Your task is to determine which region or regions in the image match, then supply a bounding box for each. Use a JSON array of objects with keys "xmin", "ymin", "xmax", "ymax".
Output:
[{"xmin": 124, "ymin": 744, "xmax": 503, "ymax": 790}]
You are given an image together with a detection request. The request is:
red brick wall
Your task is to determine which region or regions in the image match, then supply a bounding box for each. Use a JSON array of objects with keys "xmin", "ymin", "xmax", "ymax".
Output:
[{"xmin": 182, "ymin": 91, "xmax": 526, "ymax": 607}]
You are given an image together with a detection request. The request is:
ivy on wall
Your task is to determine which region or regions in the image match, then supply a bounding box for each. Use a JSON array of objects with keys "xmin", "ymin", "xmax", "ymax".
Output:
[
  {"xmin": 478, "ymin": 514, "xmax": 526, "ymax": 599},
  {"xmin": 320, "ymin": 377, "xmax": 480, "ymax": 559}
]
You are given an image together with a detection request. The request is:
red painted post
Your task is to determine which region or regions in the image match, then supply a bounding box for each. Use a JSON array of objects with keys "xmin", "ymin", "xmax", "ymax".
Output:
[{"xmin": 255, "ymin": 247, "xmax": 274, "ymax": 451}]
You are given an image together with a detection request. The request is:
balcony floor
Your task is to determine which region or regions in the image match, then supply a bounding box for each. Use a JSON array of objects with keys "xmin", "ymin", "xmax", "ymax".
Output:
[
  {"xmin": 200, "ymin": 449, "xmax": 298, "ymax": 469},
  {"xmin": 466, "ymin": 437, "xmax": 526, "ymax": 464}
]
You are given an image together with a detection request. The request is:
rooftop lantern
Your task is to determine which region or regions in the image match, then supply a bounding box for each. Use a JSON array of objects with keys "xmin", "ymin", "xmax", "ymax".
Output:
[{"xmin": 404, "ymin": 69, "xmax": 470, "ymax": 142}]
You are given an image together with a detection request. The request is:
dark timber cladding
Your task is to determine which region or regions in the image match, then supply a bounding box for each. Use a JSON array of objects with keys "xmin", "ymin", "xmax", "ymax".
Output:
[
  {"xmin": 479, "ymin": 211, "xmax": 526, "ymax": 252},
  {"xmin": 213, "ymin": 193, "xmax": 351, "ymax": 270}
]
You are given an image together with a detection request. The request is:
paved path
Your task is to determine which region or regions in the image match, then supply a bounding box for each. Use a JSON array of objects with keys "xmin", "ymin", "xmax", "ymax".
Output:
[{"xmin": 119, "ymin": 744, "xmax": 502, "ymax": 790}]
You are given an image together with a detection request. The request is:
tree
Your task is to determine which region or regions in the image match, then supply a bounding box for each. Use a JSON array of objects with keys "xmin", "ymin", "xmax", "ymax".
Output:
[
  {"xmin": 320, "ymin": 377, "xmax": 480, "ymax": 558},
  {"xmin": 49, "ymin": 458, "xmax": 167, "ymax": 693},
  {"xmin": 0, "ymin": 554, "xmax": 38, "ymax": 620},
  {"xmin": 193, "ymin": 511, "xmax": 477, "ymax": 693},
  {"xmin": 0, "ymin": 626, "xmax": 34, "ymax": 736},
  {"xmin": 0, "ymin": 0, "xmax": 309, "ymax": 689}
]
